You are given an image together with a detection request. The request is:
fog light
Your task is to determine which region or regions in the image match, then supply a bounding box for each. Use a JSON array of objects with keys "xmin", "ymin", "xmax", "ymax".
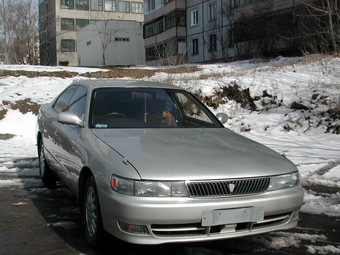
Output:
[{"xmin": 118, "ymin": 222, "xmax": 149, "ymax": 235}]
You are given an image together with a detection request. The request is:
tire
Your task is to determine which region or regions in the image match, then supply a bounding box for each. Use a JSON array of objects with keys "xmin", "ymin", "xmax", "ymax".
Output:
[
  {"xmin": 83, "ymin": 176, "xmax": 105, "ymax": 247},
  {"xmin": 38, "ymin": 139, "xmax": 56, "ymax": 183}
]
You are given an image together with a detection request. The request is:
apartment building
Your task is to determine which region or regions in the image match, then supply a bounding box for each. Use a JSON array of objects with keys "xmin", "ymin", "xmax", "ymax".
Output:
[
  {"xmin": 143, "ymin": 0, "xmax": 187, "ymax": 65},
  {"xmin": 231, "ymin": 0, "xmax": 305, "ymax": 58},
  {"xmin": 144, "ymin": 0, "xmax": 337, "ymax": 65},
  {"xmin": 38, "ymin": 0, "xmax": 144, "ymax": 66}
]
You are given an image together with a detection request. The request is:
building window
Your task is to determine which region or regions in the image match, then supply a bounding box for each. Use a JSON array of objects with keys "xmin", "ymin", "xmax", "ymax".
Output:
[
  {"xmin": 91, "ymin": 0, "xmax": 103, "ymax": 10},
  {"xmin": 177, "ymin": 10, "xmax": 186, "ymax": 26},
  {"xmin": 192, "ymin": 38, "xmax": 198, "ymax": 54},
  {"xmin": 231, "ymin": 0, "xmax": 258, "ymax": 7},
  {"xmin": 208, "ymin": 3, "xmax": 216, "ymax": 21},
  {"xmin": 131, "ymin": 2, "xmax": 143, "ymax": 13},
  {"xmin": 191, "ymin": 9, "xmax": 198, "ymax": 26},
  {"xmin": 61, "ymin": 0, "xmax": 74, "ymax": 9},
  {"xmin": 115, "ymin": 37, "xmax": 130, "ymax": 41},
  {"xmin": 209, "ymin": 34, "xmax": 217, "ymax": 51},
  {"xmin": 61, "ymin": 39, "xmax": 76, "ymax": 52},
  {"xmin": 178, "ymin": 38, "xmax": 186, "ymax": 54},
  {"xmin": 105, "ymin": 0, "xmax": 117, "ymax": 11},
  {"xmin": 165, "ymin": 12, "xmax": 175, "ymax": 30},
  {"xmin": 61, "ymin": 18, "xmax": 74, "ymax": 30},
  {"xmin": 76, "ymin": 19, "xmax": 89, "ymax": 30},
  {"xmin": 146, "ymin": 46, "xmax": 156, "ymax": 61},
  {"xmin": 145, "ymin": 0, "xmax": 154, "ymax": 12},
  {"xmin": 118, "ymin": 1, "xmax": 130, "ymax": 13},
  {"xmin": 165, "ymin": 10, "xmax": 185, "ymax": 30},
  {"xmin": 76, "ymin": 0, "xmax": 89, "ymax": 10}
]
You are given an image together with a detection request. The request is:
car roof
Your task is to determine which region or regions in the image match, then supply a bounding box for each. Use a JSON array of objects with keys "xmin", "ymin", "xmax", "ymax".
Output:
[{"xmin": 71, "ymin": 79, "xmax": 184, "ymax": 91}]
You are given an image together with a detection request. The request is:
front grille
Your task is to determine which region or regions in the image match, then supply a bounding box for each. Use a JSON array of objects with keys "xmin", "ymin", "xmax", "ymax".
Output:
[{"xmin": 186, "ymin": 177, "xmax": 270, "ymax": 197}]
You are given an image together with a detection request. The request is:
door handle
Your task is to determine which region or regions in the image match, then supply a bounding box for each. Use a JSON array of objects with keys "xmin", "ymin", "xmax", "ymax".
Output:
[{"xmin": 55, "ymin": 131, "xmax": 59, "ymax": 137}]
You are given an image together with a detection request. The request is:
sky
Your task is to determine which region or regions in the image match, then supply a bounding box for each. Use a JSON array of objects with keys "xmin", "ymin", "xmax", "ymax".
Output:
[{"xmin": 0, "ymin": 55, "xmax": 339, "ymax": 253}]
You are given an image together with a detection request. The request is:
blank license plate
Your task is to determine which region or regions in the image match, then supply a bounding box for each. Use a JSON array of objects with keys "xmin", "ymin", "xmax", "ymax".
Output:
[{"xmin": 202, "ymin": 207, "xmax": 264, "ymax": 226}]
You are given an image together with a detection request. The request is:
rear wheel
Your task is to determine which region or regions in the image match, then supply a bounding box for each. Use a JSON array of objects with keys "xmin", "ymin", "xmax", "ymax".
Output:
[
  {"xmin": 83, "ymin": 176, "xmax": 105, "ymax": 246},
  {"xmin": 38, "ymin": 139, "xmax": 56, "ymax": 183}
]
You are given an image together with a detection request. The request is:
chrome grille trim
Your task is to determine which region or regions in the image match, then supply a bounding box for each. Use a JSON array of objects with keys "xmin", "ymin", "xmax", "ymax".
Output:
[
  {"xmin": 186, "ymin": 177, "xmax": 270, "ymax": 197},
  {"xmin": 151, "ymin": 212, "xmax": 293, "ymax": 237}
]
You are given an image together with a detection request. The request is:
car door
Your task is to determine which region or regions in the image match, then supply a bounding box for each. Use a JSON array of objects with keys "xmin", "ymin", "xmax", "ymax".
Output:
[
  {"xmin": 54, "ymin": 85, "xmax": 87, "ymax": 193},
  {"xmin": 46, "ymin": 85, "xmax": 79, "ymax": 182}
]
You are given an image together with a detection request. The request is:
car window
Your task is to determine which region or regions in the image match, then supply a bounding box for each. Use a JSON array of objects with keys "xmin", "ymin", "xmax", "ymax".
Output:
[
  {"xmin": 174, "ymin": 92, "xmax": 214, "ymax": 125},
  {"xmin": 90, "ymin": 88, "xmax": 223, "ymax": 128},
  {"xmin": 67, "ymin": 86, "xmax": 87, "ymax": 117},
  {"xmin": 53, "ymin": 85, "xmax": 79, "ymax": 113}
]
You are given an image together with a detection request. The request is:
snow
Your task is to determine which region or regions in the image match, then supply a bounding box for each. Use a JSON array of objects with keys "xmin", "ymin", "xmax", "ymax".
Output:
[
  {"xmin": 1, "ymin": 55, "xmax": 340, "ymax": 253},
  {"xmin": 47, "ymin": 221, "xmax": 79, "ymax": 230}
]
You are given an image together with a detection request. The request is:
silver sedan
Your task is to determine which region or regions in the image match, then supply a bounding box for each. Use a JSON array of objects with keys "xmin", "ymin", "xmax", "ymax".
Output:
[{"xmin": 36, "ymin": 80, "xmax": 304, "ymax": 246}]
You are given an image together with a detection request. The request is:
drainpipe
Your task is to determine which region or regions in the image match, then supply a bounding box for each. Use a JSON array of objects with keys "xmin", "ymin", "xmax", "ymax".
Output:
[
  {"xmin": 3, "ymin": 0, "xmax": 8, "ymax": 64},
  {"xmin": 202, "ymin": 0, "xmax": 204, "ymax": 62}
]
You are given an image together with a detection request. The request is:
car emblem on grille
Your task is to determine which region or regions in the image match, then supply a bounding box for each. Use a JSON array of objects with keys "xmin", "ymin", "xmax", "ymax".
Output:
[{"xmin": 229, "ymin": 183, "xmax": 235, "ymax": 194}]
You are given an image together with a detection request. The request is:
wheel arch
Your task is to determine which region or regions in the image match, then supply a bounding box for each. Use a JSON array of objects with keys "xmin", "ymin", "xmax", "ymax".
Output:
[{"xmin": 78, "ymin": 166, "xmax": 94, "ymax": 214}]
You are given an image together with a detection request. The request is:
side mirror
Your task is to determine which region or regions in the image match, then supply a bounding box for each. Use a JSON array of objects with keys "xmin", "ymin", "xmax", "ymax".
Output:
[
  {"xmin": 216, "ymin": 113, "xmax": 228, "ymax": 124},
  {"xmin": 57, "ymin": 111, "xmax": 83, "ymax": 127}
]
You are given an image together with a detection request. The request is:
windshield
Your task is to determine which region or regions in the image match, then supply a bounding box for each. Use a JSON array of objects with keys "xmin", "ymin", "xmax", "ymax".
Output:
[{"xmin": 90, "ymin": 88, "xmax": 223, "ymax": 128}]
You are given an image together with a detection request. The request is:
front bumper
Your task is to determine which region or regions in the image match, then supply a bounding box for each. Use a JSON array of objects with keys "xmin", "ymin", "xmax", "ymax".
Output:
[{"xmin": 97, "ymin": 182, "xmax": 304, "ymax": 244}]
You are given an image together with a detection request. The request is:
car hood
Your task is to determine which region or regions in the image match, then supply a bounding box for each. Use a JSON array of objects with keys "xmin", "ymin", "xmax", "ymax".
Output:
[{"xmin": 92, "ymin": 128, "xmax": 297, "ymax": 180}]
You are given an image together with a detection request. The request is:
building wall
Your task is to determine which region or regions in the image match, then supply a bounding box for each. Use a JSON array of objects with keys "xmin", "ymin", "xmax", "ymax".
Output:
[
  {"xmin": 77, "ymin": 20, "xmax": 145, "ymax": 66},
  {"xmin": 39, "ymin": 0, "xmax": 58, "ymax": 65},
  {"xmin": 272, "ymin": 0, "xmax": 303, "ymax": 11},
  {"xmin": 144, "ymin": 0, "xmax": 186, "ymax": 22},
  {"xmin": 39, "ymin": 0, "xmax": 144, "ymax": 66},
  {"xmin": 186, "ymin": 0, "xmax": 234, "ymax": 63},
  {"xmin": 232, "ymin": 0, "xmax": 307, "ymax": 58}
]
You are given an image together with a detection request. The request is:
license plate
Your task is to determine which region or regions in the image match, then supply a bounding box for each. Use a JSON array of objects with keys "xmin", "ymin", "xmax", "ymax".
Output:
[{"xmin": 202, "ymin": 207, "xmax": 264, "ymax": 226}]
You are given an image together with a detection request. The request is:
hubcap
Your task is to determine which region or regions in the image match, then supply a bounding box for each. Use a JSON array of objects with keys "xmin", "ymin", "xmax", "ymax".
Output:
[{"xmin": 85, "ymin": 186, "xmax": 97, "ymax": 238}]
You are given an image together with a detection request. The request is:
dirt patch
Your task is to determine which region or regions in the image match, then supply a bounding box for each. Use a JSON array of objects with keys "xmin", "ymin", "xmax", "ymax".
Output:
[
  {"xmin": 3, "ymin": 99, "xmax": 41, "ymax": 115},
  {"xmin": 0, "ymin": 133, "xmax": 15, "ymax": 140},
  {"xmin": 195, "ymin": 81, "xmax": 256, "ymax": 110},
  {"xmin": 0, "ymin": 66, "xmax": 201, "ymax": 79},
  {"xmin": 0, "ymin": 109, "xmax": 7, "ymax": 121},
  {"xmin": 0, "ymin": 70, "xmax": 79, "ymax": 78}
]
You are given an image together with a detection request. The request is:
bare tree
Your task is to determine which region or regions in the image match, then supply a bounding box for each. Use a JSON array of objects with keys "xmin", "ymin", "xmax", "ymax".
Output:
[
  {"xmin": 92, "ymin": 20, "xmax": 122, "ymax": 66},
  {"xmin": 199, "ymin": 2, "xmax": 233, "ymax": 63},
  {"xmin": 298, "ymin": 0, "xmax": 340, "ymax": 54},
  {"xmin": 85, "ymin": 11, "xmax": 130, "ymax": 66},
  {"xmin": 0, "ymin": 0, "xmax": 39, "ymax": 64}
]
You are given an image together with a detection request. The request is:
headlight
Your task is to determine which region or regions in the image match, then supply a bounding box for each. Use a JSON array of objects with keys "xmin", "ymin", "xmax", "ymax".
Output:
[
  {"xmin": 268, "ymin": 172, "xmax": 300, "ymax": 191},
  {"xmin": 111, "ymin": 175, "xmax": 188, "ymax": 197},
  {"xmin": 135, "ymin": 181, "xmax": 188, "ymax": 197}
]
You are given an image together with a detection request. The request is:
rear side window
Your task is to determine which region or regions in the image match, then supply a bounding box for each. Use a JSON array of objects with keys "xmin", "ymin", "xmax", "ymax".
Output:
[
  {"xmin": 53, "ymin": 85, "xmax": 79, "ymax": 113},
  {"xmin": 68, "ymin": 86, "xmax": 87, "ymax": 117}
]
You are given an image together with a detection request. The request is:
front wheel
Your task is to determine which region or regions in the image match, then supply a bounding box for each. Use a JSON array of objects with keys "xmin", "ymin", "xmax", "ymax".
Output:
[{"xmin": 83, "ymin": 176, "xmax": 105, "ymax": 246}]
